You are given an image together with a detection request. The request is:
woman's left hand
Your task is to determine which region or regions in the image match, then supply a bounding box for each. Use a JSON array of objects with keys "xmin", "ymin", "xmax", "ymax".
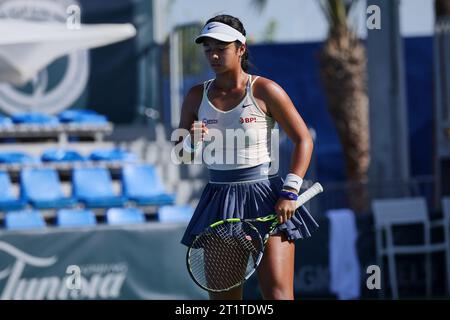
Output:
[{"xmin": 274, "ymin": 198, "xmax": 297, "ymax": 224}]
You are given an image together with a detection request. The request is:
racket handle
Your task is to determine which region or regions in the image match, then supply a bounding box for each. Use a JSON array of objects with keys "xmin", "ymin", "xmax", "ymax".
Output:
[{"xmin": 296, "ymin": 182, "xmax": 323, "ymax": 208}]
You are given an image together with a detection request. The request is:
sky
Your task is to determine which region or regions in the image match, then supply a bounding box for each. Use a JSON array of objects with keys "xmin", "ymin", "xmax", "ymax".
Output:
[{"xmin": 157, "ymin": 0, "xmax": 435, "ymax": 43}]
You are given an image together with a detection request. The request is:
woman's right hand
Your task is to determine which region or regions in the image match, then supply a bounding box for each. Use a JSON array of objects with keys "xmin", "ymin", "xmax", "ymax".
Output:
[{"xmin": 190, "ymin": 121, "xmax": 209, "ymax": 144}]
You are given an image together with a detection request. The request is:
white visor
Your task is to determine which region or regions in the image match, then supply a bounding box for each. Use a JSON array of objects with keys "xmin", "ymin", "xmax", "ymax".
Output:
[{"xmin": 195, "ymin": 22, "xmax": 246, "ymax": 44}]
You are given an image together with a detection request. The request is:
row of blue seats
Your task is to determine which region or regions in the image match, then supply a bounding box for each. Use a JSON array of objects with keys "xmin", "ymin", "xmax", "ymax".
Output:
[
  {"xmin": 0, "ymin": 149, "xmax": 137, "ymax": 164},
  {"xmin": 0, "ymin": 164, "xmax": 175, "ymax": 211},
  {"xmin": 2, "ymin": 205, "xmax": 194, "ymax": 230},
  {"xmin": 0, "ymin": 110, "xmax": 108, "ymax": 126}
]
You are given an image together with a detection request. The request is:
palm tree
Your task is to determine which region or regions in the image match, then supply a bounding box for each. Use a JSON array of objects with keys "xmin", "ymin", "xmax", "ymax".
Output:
[
  {"xmin": 252, "ymin": 0, "xmax": 369, "ymax": 213},
  {"xmin": 435, "ymin": 0, "xmax": 450, "ymax": 19},
  {"xmin": 317, "ymin": 0, "xmax": 369, "ymax": 213}
]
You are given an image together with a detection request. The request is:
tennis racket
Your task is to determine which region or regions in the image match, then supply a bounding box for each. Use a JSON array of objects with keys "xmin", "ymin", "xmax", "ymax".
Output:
[{"xmin": 186, "ymin": 182, "xmax": 323, "ymax": 292}]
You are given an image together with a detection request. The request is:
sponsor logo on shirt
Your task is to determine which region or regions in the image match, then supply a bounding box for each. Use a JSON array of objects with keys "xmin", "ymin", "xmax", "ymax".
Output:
[
  {"xmin": 202, "ymin": 118, "xmax": 218, "ymax": 125},
  {"xmin": 239, "ymin": 117, "xmax": 257, "ymax": 124}
]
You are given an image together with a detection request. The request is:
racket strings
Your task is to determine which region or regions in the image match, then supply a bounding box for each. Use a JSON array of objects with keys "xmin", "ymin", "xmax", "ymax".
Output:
[
  {"xmin": 191, "ymin": 224, "xmax": 249, "ymax": 289},
  {"xmin": 188, "ymin": 221, "xmax": 262, "ymax": 291}
]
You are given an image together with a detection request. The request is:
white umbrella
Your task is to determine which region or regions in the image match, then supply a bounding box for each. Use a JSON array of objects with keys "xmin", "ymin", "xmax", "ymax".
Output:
[{"xmin": 0, "ymin": 20, "xmax": 137, "ymax": 85}]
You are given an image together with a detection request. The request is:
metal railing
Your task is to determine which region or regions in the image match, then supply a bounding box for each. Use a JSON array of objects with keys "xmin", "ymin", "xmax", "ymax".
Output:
[{"xmin": 315, "ymin": 175, "xmax": 436, "ymax": 217}]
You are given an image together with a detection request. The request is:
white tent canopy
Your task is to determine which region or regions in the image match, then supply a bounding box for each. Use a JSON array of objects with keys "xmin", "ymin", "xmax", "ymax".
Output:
[{"xmin": 0, "ymin": 20, "xmax": 137, "ymax": 85}]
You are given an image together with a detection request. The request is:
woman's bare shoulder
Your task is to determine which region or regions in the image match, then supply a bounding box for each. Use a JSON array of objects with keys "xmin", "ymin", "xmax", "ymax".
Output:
[
  {"xmin": 252, "ymin": 76, "xmax": 287, "ymax": 101},
  {"xmin": 182, "ymin": 83, "xmax": 205, "ymax": 115},
  {"xmin": 185, "ymin": 83, "xmax": 204, "ymax": 105}
]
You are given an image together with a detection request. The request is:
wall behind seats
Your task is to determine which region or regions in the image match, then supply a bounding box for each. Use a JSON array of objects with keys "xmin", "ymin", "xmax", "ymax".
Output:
[{"xmin": 79, "ymin": 0, "xmax": 156, "ymax": 124}]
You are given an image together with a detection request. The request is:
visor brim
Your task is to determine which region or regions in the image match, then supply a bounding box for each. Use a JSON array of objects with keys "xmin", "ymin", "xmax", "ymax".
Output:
[{"xmin": 195, "ymin": 33, "xmax": 239, "ymax": 44}]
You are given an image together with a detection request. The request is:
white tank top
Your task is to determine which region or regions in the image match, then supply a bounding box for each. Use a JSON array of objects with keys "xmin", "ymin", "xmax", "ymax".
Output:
[{"xmin": 198, "ymin": 75, "xmax": 276, "ymax": 170}]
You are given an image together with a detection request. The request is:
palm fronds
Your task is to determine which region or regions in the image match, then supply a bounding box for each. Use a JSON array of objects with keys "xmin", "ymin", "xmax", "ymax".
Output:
[
  {"xmin": 251, "ymin": 0, "xmax": 268, "ymax": 12},
  {"xmin": 319, "ymin": 0, "xmax": 359, "ymax": 31}
]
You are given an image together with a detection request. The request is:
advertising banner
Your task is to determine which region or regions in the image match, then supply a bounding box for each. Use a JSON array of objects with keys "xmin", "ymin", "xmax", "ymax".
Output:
[{"xmin": 0, "ymin": 224, "xmax": 208, "ymax": 300}]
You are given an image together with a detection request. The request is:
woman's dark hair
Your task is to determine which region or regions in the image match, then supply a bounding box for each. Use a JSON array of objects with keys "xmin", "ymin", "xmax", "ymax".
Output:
[{"xmin": 205, "ymin": 15, "xmax": 250, "ymax": 72}]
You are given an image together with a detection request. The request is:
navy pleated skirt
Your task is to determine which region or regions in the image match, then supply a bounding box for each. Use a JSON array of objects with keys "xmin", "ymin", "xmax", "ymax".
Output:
[{"xmin": 181, "ymin": 163, "xmax": 319, "ymax": 246}]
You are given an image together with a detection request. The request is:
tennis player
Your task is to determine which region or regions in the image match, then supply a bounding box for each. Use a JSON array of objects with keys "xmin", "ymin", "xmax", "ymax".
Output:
[{"xmin": 177, "ymin": 14, "xmax": 318, "ymax": 300}]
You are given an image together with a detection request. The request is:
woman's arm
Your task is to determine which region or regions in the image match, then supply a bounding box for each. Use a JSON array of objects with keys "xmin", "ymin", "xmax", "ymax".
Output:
[
  {"xmin": 177, "ymin": 84, "xmax": 203, "ymax": 142},
  {"xmin": 253, "ymin": 77, "xmax": 314, "ymax": 224},
  {"xmin": 253, "ymin": 78, "xmax": 314, "ymax": 179},
  {"xmin": 175, "ymin": 84, "xmax": 208, "ymax": 161}
]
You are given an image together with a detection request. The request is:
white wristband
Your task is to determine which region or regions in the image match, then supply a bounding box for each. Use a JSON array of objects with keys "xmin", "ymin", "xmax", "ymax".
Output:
[
  {"xmin": 182, "ymin": 134, "xmax": 200, "ymax": 153},
  {"xmin": 283, "ymin": 173, "xmax": 303, "ymax": 193}
]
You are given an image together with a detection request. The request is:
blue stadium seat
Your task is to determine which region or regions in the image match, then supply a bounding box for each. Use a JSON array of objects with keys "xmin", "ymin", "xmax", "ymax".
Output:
[
  {"xmin": 56, "ymin": 209, "xmax": 96, "ymax": 228},
  {"xmin": 122, "ymin": 164, "xmax": 175, "ymax": 206},
  {"xmin": 41, "ymin": 149, "xmax": 85, "ymax": 162},
  {"xmin": 58, "ymin": 109, "xmax": 108, "ymax": 124},
  {"xmin": 0, "ymin": 115, "xmax": 13, "ymax": 127},
  {"xmin": 72, "ymin": 167, "xmax": 127, "ymax": 208},
  {"xmin": 11, "ymin": 112, "xmax": 59, "ymax": 125},
  {"xmin": 0, "ymin": 152, "xmax": 39, "ymax": 164},
  {"xmin": 157, "ymin": 205, "xmax": 194, "ymax": 223},
  {"xmin": 89, "ymin": 149, "xmax": 137, "ymax": 162},
  {"xmin": 106, "ymin": 207, "xmax": 145, "ymax": 225},
  {"xmin": 0, "ymin": 171, "xmax": 26, "ymax": 211},
  {"xmin": 20, "ymin": 168, "xmax": 76, "ymax": 209},
  {"xmin": 5, "ymin": 210, "xmax": 45, "ymax": 230}
]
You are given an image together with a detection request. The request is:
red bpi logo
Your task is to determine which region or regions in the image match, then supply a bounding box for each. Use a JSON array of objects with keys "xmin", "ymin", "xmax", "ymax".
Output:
[{"xmin": 240, "ymin": 117, "xmax": 257, "ymax": 124}]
